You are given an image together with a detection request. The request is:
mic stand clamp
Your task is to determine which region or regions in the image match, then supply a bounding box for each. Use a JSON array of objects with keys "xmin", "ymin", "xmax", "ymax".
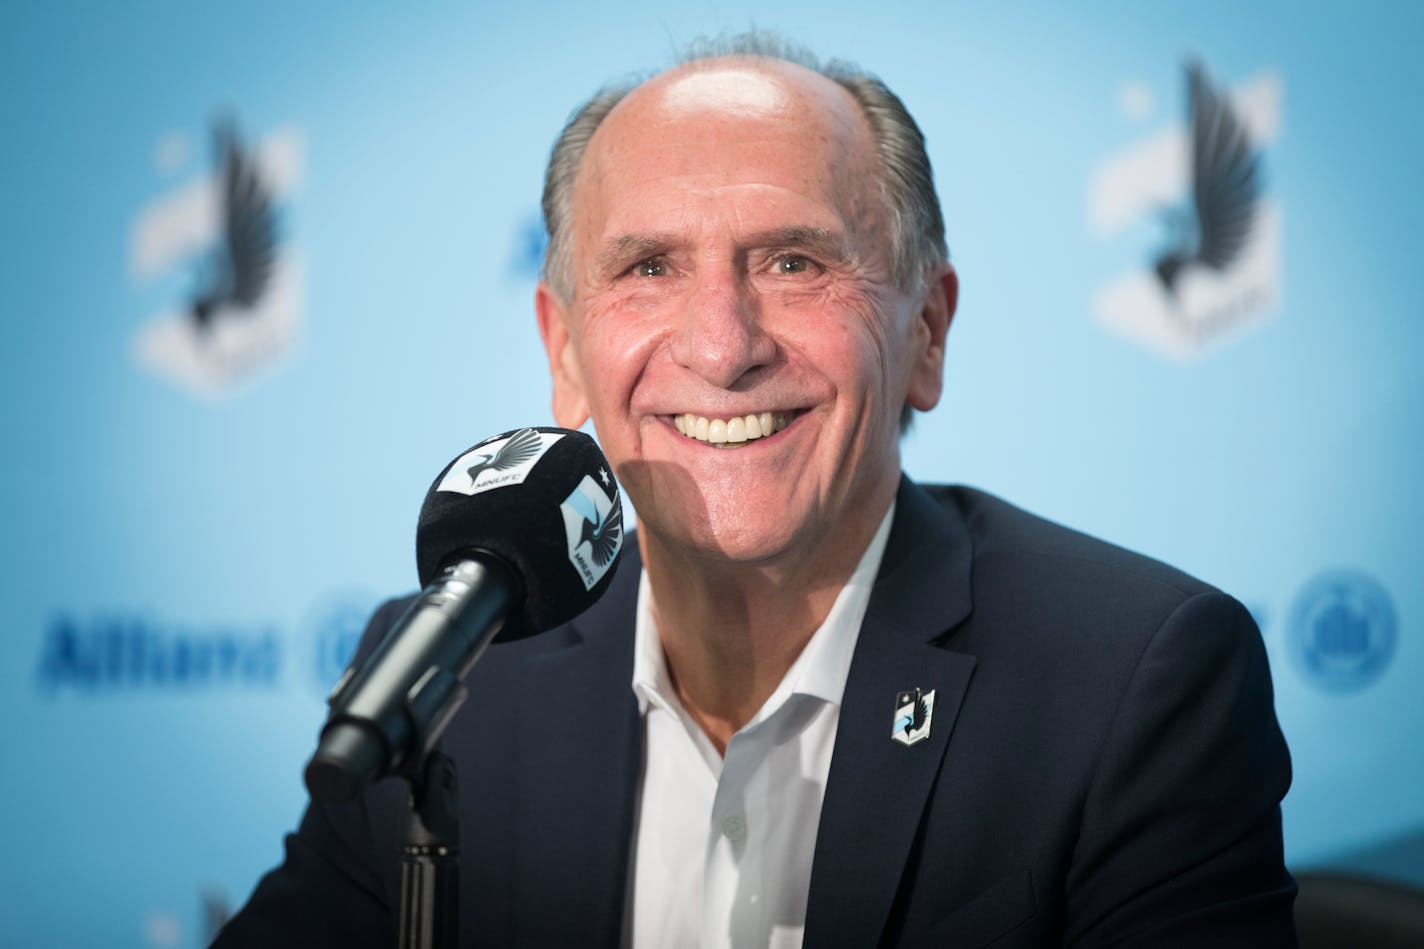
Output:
[{"xmin": 398, "ymin": 747, "xmax": 460, "ymax": 949}]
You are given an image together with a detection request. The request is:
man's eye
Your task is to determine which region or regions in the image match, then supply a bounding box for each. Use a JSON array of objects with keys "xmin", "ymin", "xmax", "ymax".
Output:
[
  {"xmin": 776, "ymin": 255, "xmax": 812, "ymax": 274},
  {"xmin": 632, "ymin": 259, "xmax": 666, "ymax": 278}
]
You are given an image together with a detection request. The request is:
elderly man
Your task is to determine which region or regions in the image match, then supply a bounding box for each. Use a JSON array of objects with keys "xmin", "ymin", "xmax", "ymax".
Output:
[{"xmin": 217, "ymin": 35, "xmax": 1295, "ymax": 949}]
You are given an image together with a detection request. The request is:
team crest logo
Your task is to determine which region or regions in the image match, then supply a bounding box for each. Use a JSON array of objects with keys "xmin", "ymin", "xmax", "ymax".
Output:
[
  {"xmin": 891, "ymin": 687, "xmax": 935, "ymax": 747},
  {"xmin": 559, "ymin": 470, "xmax": 623, "ymax": 590},
  {"xmin": 437, "ymin": 428, "xmax": 563, "ymax": 496},
  {"xmin": 129, "ymin": 117, "xmax": 304, "ymax": 396},
  {"xmin": 1089, "ymin": 60, "xmax": 1282, "ymax": 360},
  {"xmin": 1288, "ymin": 569, "xmax": 1397, "ymax": 693}
]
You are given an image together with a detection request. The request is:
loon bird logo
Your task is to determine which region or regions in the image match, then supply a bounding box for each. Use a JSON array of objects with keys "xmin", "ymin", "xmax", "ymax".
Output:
[
  {"xmin": 1088, "ymin": 59, "xmax": 1281, "ymax": 360},
  {"xmin": 891, "ymin": 687, "xmax": 935, "ymax": 747},
  {"xmin": 558, "ymin": 473, "xmax": 622, "ymax": 590},
  {"xmin": 190, "ymin": 120, "xmax": 277, "ymax": 334},
  {"xmin": 579, "ymin": 501, "xmax": 623, "ymax": 569},
  {"xmin": 128, "ymin": 115, "xmax": 303, "ymax": 396},
  {"xmin": 436, "ymin": 429, "xmax": 563, "ymax": 497},
  {"xmin": 464, "ymin": 428, "xmax": 544, "ymax": 486},
  {"xmin": 1153, "ymin": 62, "xmax": 1261, "ymax": 299}
]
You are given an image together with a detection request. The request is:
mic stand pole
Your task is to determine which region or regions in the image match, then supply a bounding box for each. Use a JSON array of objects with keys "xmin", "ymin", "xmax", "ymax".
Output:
[{"xmin": 398, "ymin": 746, "xmax": 460, "ymax": 949}]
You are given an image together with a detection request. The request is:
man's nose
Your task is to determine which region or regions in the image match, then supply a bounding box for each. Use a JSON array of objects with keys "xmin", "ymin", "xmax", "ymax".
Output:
[{"xmin": 668, "ymin": 270, "xmax": 776, "ymax": 389}]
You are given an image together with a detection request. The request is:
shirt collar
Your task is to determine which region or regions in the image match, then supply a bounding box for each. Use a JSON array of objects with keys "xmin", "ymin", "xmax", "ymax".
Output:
[
  {"xmin": 631, "ymin": 571, "xmax": 673, "ymax": 717},
  {"xmin": 631, "ymin": 500, "xmax": 897, "ymax": 717}
]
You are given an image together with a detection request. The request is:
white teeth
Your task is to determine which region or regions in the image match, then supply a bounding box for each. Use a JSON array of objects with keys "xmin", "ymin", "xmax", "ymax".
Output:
[{"xmin": 674, "ymin": 411, "xmax": 791, "ymax": 445}]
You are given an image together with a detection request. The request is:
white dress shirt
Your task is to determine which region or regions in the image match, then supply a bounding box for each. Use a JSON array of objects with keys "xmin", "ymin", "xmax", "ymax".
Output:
[{"xmin": 625, "ymin": 503, "xmax": 895, "ymax": 949}]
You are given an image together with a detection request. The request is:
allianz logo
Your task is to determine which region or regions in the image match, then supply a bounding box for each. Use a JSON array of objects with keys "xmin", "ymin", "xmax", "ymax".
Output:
[
  {"xmin": 36, "ymin": 615, "xmax": 282, "ymax": 690},
  {"xmin": 35, "ymin": 595, "xmax": 374, "ymax": 694}
]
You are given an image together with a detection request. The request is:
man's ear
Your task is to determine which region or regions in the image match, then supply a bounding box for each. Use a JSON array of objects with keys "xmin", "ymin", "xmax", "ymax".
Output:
[
  {"xmin": 905, "ymin": 263, "xmax": 957, "ymax": 413},
  {"xmin": 535, "ymin": 281, "xmax": 591, "ymax": 429}
]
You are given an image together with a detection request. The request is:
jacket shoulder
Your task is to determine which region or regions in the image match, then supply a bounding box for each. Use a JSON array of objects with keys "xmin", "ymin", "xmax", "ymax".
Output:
[
  {"xmin": 907, "ymin": 483, "xmax": 1253, "ymax": 675},
  {"xmin": 929, "ymin": 484, "xmax": 1217, "ymax": 601}
]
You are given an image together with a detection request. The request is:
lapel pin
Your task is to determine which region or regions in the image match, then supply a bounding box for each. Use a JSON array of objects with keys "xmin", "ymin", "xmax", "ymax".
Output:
[{"xmin": 892, "ymin": 687, "xmax": 935, "ymax": 746}]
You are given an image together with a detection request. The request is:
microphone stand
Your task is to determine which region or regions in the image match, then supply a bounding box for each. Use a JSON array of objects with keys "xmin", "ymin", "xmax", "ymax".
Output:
[
  {"xmin": 398, "ymin": 747, "xmax": 460, "ymax": 949},
  {"xmin": 307, "ymin": 555, "xmax": 522, "ymax": 948},
  {"xmin": 387, "ymin": 556, "xmax": 515, "ymax": 949}
]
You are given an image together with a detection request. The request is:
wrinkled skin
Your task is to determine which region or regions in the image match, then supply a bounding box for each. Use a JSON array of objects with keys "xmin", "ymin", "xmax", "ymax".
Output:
[{"xmin": 537, "ymin": 59, "xmax": 957, "ymax": 585}]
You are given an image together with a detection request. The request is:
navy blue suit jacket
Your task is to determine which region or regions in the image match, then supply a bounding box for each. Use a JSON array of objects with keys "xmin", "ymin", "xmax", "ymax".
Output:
[{"xmin": 216, "ymin": 480, "xmax": 1297, "ymax": 947}]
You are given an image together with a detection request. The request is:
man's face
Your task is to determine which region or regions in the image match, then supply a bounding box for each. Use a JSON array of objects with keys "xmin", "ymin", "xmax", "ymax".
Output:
[{"xmin": 537, "ymin": 60, "xmax": 952, "ymax": 567}]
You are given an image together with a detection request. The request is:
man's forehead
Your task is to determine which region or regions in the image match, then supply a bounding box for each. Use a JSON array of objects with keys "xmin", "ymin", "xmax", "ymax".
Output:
[
  {"xmin": 615, "ymin": 56, "xmax": 854, "ymax": 129},
  {"xmin": 560, "ymin": 56, "xmax": 886, "ymax": 286},
  {"xmin": 575, "ymin": 59, "xmax": 873, "ymax": 207},
  {"xmin": 647, "ymin": 62, "xmax": 800, "ymax": 118}
]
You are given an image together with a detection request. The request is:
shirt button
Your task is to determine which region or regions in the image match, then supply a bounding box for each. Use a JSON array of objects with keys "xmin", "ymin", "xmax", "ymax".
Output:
[{"xmin": 721, "ymin": 813, "xmax": 747, "ymax": 843}]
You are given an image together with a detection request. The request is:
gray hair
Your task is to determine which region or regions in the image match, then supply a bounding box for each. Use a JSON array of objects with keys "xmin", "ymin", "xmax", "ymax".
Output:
[{"xmin": 539, "ymin": 31, "xmax": 949, "ymax": 302}]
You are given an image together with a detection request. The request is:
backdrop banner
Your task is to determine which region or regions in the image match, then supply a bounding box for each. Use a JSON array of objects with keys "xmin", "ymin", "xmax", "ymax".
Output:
[{"xmin": 2, "ymin": 3, "xmax": 1419, "ymax": 946}]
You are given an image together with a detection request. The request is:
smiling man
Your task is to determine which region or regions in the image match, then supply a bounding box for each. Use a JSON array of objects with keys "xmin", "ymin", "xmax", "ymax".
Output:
[
  {"xmin": 535, "ymin": 48, "xmax": 954, "ymax": 759},
  {"xmin": 216, "ymin": 34, "xmax": 1296, "ymax": 949}
]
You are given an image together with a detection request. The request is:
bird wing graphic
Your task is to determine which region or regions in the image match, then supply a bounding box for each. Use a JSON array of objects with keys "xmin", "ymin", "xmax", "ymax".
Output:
[
  {"xmin": 221, "ymin": 123, "xmax": 277, "ymax": 308},
  {"xmin": 191, "ymin": 121, "xmax": 277, "ymax": 327},
  {"xmin": 1188, "ymin": 61, "xmax": 1260, "ymax": 273},
  {"xmin": 488, "ymin": 428, "xmax": 545, "ymax": 472},
  {"xmin": 588, "ymin": 502, "xmax": 623, "ymax": 568}
]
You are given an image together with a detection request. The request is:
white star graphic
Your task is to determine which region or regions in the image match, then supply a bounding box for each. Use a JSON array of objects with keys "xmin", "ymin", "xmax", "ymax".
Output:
[{"xmin": 598, "ymin": 467, "xmax": 611, "ymax": 486}]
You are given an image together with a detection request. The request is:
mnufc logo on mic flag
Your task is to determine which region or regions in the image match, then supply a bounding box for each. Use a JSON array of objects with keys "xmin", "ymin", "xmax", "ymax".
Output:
[
  {"xmin": 436, "ymin": 428, "xmax": 563, "ymax": 497},
  {"xmin": 560, "ymin": 470, "xmax": 623, "ymax": 591}
]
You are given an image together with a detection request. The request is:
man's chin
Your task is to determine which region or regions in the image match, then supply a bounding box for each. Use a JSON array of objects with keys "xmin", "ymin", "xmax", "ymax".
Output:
[
  {"xmin": 644, "ymin": 515, "xmax": 807, "ymax": 569},
  {"xmin": 615, "ymin": 458, "xmax": 834, "ymax": 566}
]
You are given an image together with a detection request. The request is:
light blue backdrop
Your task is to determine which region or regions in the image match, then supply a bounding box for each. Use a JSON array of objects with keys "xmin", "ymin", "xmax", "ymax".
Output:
[{"xmin": 2, "ymin": 2, "xmax": 1420, "ymax": 946}]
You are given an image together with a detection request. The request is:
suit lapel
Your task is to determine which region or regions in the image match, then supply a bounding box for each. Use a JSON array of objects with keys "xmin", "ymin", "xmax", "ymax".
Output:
[
  {"xmin": 504, "ymin": 481, "xmax": 976, "ymax": 947},
  {"xmin": 512, "ymin": 541, "xmax": 643, "ymax": 949},
  {"xmin": 804, "ymin": 478, "xmax": 977, "ymax": 948}
]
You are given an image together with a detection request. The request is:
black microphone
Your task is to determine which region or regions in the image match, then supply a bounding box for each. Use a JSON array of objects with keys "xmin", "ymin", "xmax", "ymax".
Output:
[{"xmin": 304, "ymin": 427, "xmax": 625, "ymax": 802}]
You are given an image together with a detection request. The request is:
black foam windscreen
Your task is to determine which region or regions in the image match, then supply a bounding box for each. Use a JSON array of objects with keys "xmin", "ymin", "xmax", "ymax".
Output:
[{"xmin": 415, "ymin": 427, "xmax": 624, "ymax": 641}]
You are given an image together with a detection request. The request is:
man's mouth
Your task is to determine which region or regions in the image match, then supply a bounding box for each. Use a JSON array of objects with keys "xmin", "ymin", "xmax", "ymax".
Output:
[{"xmin": 671, "ymin": 411, "xmax": 798, "ymax": 447}]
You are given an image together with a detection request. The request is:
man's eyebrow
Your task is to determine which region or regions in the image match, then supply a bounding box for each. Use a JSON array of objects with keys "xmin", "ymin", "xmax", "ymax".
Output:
[
  {"xmin": 749, "ymin": 226, "xmax": 846, "ymax": 257},
  {"xmin": 593, "ymin": 233, "xmax": 675, "ymax": 276},
  {"xmin": 591, "ymin": 226, "xmax": 853, "ymax": 276}
]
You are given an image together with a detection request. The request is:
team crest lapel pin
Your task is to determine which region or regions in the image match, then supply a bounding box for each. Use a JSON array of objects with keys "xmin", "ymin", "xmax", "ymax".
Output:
[{"xmin": 892, "ymin": 687, "xmax": 935, "ymax": 747}]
